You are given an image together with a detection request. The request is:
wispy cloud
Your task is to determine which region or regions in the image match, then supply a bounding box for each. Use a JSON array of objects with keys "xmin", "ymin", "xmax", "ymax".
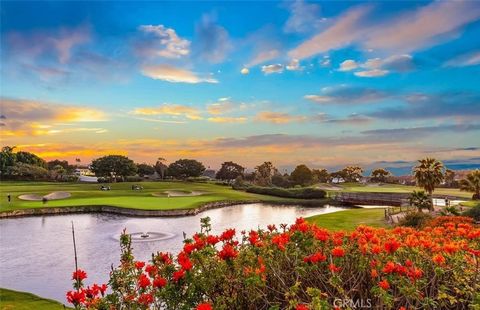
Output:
[
  {"xmin": 207, "ymin": 116, "xmax": 248, "ymax": 123},
  {"xmin": 261, "ymin": 64, "xmax": 284, "ymax": 75},
  {"xmin": 283, "ymin": 0, "xmax": 325, "ymax": 34},
  {"xmin": 444, "ymin": 50, "xmax": 480, "ymax": 67},
  {"xmin": 255, "ymin": 111, "xmax": 306, "ymax": 124},
  {"xmin": 131, "ymin": 104, "xmax": 202, "ymax": 120},
  {"xmin": 141, "ymin": 64, "xmax": 218, "ymax": 83},
  {"xmin": 194, "ymin": 14, "xmax": 231, "ymax": 63},
  {"xmin": 136, "ymin": 25, "xmax": 190, "ymax": 59},
  {"xmin": 305, "ymin": 85, "xmax": 388, "ymax": 104},
  {"xmin": 206, "ymin": 98, "xmax": 236, "ymax": 115}
]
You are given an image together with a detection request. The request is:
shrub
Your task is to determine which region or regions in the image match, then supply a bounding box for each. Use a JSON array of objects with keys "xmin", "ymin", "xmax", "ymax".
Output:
[
  {"xmin": 397, "ymin": 211, "xmax": 433, "ymax": 228},
  {"xmin": 126, "ymin": 176, "xmax": 143, "ymax": 182},
  {"xmin": 67, "ymin": 217, "xmax": 480, "ymax": 309},
  {"xmin": 246, "ymin": 186, "xmax": 326, "ymax": 199},
  {"xmin": 463, "ymin": 205, "xmax": 480, "ymax": 221}
]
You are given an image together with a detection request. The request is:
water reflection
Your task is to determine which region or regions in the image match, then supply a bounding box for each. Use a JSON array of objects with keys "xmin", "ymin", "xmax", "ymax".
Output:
[{"xmin": 0, "ymin": 203, "xmax": 345, "ymax": 303}]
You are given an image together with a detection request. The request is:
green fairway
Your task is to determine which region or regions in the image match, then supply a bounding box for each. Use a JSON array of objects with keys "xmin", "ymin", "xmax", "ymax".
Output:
[
  {"xmin": 321, "ymin": 183, "xmax": 471, "ymax": 198},
  {"xmin": 307, "ymin": 208, "xmax": 389, "ymax": 231},
  {"xmin": 0, "ymin": 181, "xmax": 301, "ymax": 212},
  {"xmin": 0, "ymin": 288, "xmax": 70, "ymax": 310}
]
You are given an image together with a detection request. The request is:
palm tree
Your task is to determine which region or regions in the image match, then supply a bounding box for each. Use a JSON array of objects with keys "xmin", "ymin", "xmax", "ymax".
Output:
[
  {"xmin": 412, "ymin": 157, "xmax": 444, "ymax": 195},
  {"xmin": 409, "ymin": 190, "xmax": 433, "ymax": 211},
  {"xmin": 459, "ymin": 169, "xmax": 480, "ymax": 200}
]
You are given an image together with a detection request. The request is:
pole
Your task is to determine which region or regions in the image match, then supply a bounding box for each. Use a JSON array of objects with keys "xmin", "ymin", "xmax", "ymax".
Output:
[{"xmin": 71, "ymin": 221, "xmax": 79, "ymax": 290}]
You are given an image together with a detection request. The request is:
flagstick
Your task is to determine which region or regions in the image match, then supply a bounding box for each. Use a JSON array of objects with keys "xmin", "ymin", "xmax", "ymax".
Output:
[{"xmin": 71, "ymin": 221, "xmax": 80, "ymax": 291}]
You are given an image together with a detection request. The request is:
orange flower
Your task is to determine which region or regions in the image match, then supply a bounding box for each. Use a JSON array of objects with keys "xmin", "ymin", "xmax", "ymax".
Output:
[
  {"xmin": 378, "ymin": 279, "xmax": 390, "ymax": 290},
  {"xmin": 433, "ymin": 254, "xmax": 446, "ymax": 265},
  {"xmin": 332, "ymin": 247, "xmax": 345, "ymax": 257}
]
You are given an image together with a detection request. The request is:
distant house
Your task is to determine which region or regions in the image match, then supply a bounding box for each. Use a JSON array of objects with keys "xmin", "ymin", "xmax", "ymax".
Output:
[
  {"xmin": 74, "ymin": 168, "xmax": 95, "ymax": 176},
  {"xmin": 202, "ymin": 169, "xmax": 216, "ymax": 179}
]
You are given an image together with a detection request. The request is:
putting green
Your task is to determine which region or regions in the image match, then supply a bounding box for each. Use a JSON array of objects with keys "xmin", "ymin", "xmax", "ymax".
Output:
[{"xmin": 0, "ymin": 288, "xmax": 71, "ymax": 310}]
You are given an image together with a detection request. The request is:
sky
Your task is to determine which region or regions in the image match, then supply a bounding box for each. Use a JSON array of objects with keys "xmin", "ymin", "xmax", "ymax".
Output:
[{"xmin": 1, "ymin": 0, "xmax": 480, "ymax": 173}]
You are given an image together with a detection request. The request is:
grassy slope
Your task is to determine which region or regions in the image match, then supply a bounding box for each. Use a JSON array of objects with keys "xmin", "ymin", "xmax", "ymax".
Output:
[
  {"xmin": 0, "ymin": 181, "xmax": 304, "ymax": 212},
  {"xmin": 0, "ymin": 288, "xmax": 70, "ymax": 310},
  {"xmin": 307, "ymin": 208, "xmax": 388, "ymax": 231},
  {"xmin": 331, "ymin": 183, "xmax": 471, "ymax": 198}
]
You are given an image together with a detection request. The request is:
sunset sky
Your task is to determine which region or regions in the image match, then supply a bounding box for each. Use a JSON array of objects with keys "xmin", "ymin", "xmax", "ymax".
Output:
[{"xmin": 1, "ymin": 1, "xmax": 480, "ymax": 173}]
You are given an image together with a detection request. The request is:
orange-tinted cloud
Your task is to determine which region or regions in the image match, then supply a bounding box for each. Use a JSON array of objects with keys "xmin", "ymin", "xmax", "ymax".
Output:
[
  {"xmin": 255, "ymin": 111, "xmax": 306, "ymax": 124},
  {"xmin": 141, "ymin": 64, "xmax": 218, "ymax": 83},
  {"xmin": 131, "ymin": 104, "xmax": 202, "ymax": 120}
]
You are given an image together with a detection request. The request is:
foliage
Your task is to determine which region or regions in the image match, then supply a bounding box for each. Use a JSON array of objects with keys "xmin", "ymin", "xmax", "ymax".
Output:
[
  {"xmin": 409, "ymin": 190, "xmax": 433, "ymax": 212},
  {"xmin": 246, "ymin": 186, "xmax": 326, "ymax": 199},
  {"xmin": 137, "ymin": 163, "xmax": 155, "ymax": 176},
  {"xmin": 412, "ymin": 157, "xmax": 444, "ymax": 195},
  {"xmin": 440, "ymin": 206, "xmax": 461, "ymax": 216},
  {"xmin": 91, "ymin": 155, "xmax": 137, "ymax": 181},
  {"xmin": 0, "ymin": 146, "xmax": 48, "ymax": 177},
  {"xmin": 67, "ymin": 217, "xmax": 480, "ymax": 309},
  {"xmin": 271, "ymin": 173, "xmax": 292, "ymax": 188},
  {"xmin": 370, "ymin": 168, "xmax": 392, "ymax": 183},
  {"xmin": 7, "ymin": 162, "xmax": 49, "ymax": 180},
  {"xmin": 463, "ymin": 205, "xmax": 480, "ymax": 221},
  {"xmin": 312, "ymin": 168, "xmax": 331, "ymax": 183},
  {"xmin": 459, "ymin": 169, "xmax": 480, "ymax": 200},
  {"xmin": 215, "ymin": 161, "xmax": 245, "ymax": 180},
  {"xmin": 341, "ymin": 166, "xmax": 364, "ymax": 182},
  {"xmin": 154, "ymin": 158, "xmax": 168, "ymax": 180},
  {"xmin": 167, "ymin": 159, "xmax": 206, "ymax": 179},
  {"xmin": 290, "ymin": 164, "xmax": 314, "ymax": 186},
  {"xmin": 444, "ymin": 169, "xmax": 457, "ymax": 188},
  {"xmin": 254, "ymin": 162, "xmax": 277, "ymax": 186},
  {"xmin": 15, "ymin": 151, "xmax": 47, "ymax": 168},
  {"xmin": 397, "ymin": 211, "xmax": 433, "ymax": 228},
  {"xmin": 47, "ymin": 159, "xmax": 74, "ymax": 172}
]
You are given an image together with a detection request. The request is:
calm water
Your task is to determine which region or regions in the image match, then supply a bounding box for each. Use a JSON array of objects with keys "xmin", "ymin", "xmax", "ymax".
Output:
[{"xmin": 0, "ymin": 203, "xmax": 345, "ymax": 304}]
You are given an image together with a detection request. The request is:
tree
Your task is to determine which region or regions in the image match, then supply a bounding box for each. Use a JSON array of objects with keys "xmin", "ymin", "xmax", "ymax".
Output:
[
  {"xmin": 8, "ymin": 162, "xmax": 49, "ymax": 180},
  {"xmin": 15, "ymin": 151, "xmax": 47, "ymax": 168},
  {"xmin": 155, "ymin": 157, "xmax": 168, "ymax": 180},
  {"xmin": 290, "ymin": 164, "xmax": 313, "ymax": 186},
  {"xmin": 254, "ymin": 162, "xmax": 277, "ymax": 186},
  {"xmin": 370, "ymin": 168, "xmax": 392, "ymax": 183},
  {"xmin": 91, "ymin": 155, "xmax": 137, "ymax": 181},
  {"xmin": 409, "ymin": 190, "xmax": 433, "ymax": 212},
  {"xmin": 137, "ymin": 163, "xmax": 155, "ymax": 176},
  {"xmin": 215, "ymin": 161, "xmax": 245, "ymax": 180},
  {"xmin": 312, "ymin": 169, "xmax": 331, "ymax": 183},
  {"xmin": 459, "ymin": 169, "xmax": 480, "ymax": 200},
  {"xmin": 341, "ymin": 166, "xmax": 364, "ymax": 182},
  {"xmin": 444, "ymin": 169, "xmax": 456, "ymax": 188},
  {"xmin": 271, "ymin": 173, "xmax": 291, "ymax": 188},
  {"xmin": 168, "ymin": 159, "xmax": 206, "ymax": 179},
  {"xmin": 412, "ymin": 157, "xmax": 444, "ymax": 195},
  {"xmin": 50, "ymin": 164, "xmax": 66, "ymax": 180},
  {"xmin": 0, "ymin": 146, "xmax": 17, "ymax": 175}
]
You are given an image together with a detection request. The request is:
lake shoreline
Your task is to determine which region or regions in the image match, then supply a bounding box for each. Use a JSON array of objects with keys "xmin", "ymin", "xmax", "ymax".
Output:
[{"xmin": 0, "ymin": 198, "xmax": 339, "ymax": 219}]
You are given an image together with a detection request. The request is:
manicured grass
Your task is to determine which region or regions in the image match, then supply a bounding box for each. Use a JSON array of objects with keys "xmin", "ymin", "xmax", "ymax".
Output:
[
  {"xmin": 461, "ymin": 200, "xmax": 480, "ymax": 208},
  {"xmin": 0, "ymin": 181, "xmax": 303, "ymax": 212},
  {"xmin": 0, "ymin": 288, "xmax": 70, "ymax": 310},
  {"xmin": 307, "ymin": 208, "xmax": 389, "ymax": 231},
  {"xmin": 322, "ymin": 183, "xmax": 471, "ymax": 198}
]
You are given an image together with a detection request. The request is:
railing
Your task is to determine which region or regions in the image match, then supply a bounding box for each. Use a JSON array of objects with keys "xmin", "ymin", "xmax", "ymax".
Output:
[{"xmin": 332, "ymin": 192, "xmax": 410, "ymax": 206}]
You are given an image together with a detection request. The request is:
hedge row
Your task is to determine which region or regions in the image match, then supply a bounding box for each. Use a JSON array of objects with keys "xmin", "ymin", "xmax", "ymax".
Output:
[{"xmin": 246, "ymin": 186, "xmax": 326, "ymax": 199}]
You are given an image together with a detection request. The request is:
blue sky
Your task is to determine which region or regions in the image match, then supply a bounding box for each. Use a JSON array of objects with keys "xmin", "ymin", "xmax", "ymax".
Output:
[{"xmin": 1, "ymin": 0, "xmax": 479, "ymax": 172}]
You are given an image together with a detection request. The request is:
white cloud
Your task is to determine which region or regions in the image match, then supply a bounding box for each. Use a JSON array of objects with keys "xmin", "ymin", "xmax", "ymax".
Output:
[
  {"xmin": 286, "ymin": 59, "xmax": 302, "ymax": 71},
  {"xmin": 247, "ymin": 49, "xmax": 280, "ymax": 67},
  {"xmin": 338, "ymin": 59, "xmax": 358, "ymax": 71},
  {"xmin": 261, "ymin": 64, "xmax": 284, "ymax": 75},
  {"xmin": 141, "ymin": 64, "xmax": 218, "ymax": 83},
  {"xmin": 138, "ymin": 25, "xmax": 190, "ymax": 59},
  {"xmin": 240, "ymin": 67, "xmax": 250, "ymax": 75},
  {"xmin": 194, "ymin": 14, "xmax": 231, "ymax": 63},
  {"xmin": 354, "ymin": 69, "xmax": 388, "ymax": 77}
]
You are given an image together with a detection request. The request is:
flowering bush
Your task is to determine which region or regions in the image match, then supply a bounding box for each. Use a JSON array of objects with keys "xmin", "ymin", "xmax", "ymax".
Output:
[{"xmin": 67, "ymin": 217, "xmax": 480, "ymax": 309}]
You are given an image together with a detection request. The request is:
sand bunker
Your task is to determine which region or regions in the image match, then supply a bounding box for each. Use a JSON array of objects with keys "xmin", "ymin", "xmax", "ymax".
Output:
[
  {"xmin": 18, "ymin": 191, "xmax": 71, "ymax": 201},
  {"xmin": 152, "ymin": 190, "xmax": 205, "ymax": 197}
]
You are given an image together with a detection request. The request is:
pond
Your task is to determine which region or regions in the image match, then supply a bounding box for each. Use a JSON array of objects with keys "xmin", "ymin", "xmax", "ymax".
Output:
[{"xmin": 0, "ymin": 203, "xmax": 346, "ymax": 304}]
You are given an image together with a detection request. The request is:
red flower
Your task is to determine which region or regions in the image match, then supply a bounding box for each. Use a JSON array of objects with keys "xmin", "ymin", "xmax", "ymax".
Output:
[
  {"xmin": 433, "ymin": 254, "xmax": 446, "ymax": 265},
  {"xmin": 332, "ymin": 247, "xmax": 345, "ymax": 257},
  {"xmin": 384, "ymin": 239, "xmax": 401, "ymax": 254},
  {"xmin": 371, "ymin": 269, "xmax": 378, "ymax": 278},
  {"xmin": 99, "ymin": 284, "xmax": 107, "ymax": 296},
  {"xmin": 135, "ymin": 261, "xmax": 145, "ymax": 270},
  {"xmin": 304, "ymin": 252, "xmax": 326, "ymax": 264},
  {"xmin": 153, "ymin": 276, "xmax": 167, "ymax": 288},
  {"xmin": 379, "ymin": 279, "xmax": 390, "ymax": 290},
  {"xmin": 178, "ymin": 252, "xmax": 193, "ymax": 271},
  {"xmin": 138, "ymin": 293, "xmax": 154, "ymax": 306},
  {"xmin": 382, "ymin": 261, "xmax": 396, "ymax": 274},
  {"xmin": 157, "ymin": 252, "xmax": 173, "ymax": 265},
  {"xmin": 248, "ymin": 230, "xmax": 261, "ymax": 246},
  {"xmin": 183, "ymin": 242, "xmax": 196, "ymax": 254},
  {"xmin": 296, "ymin": 304, "xmax": 309, "ymax": 310},
  {"xmin": 220, "ymin": 228, "xmax": 235, "ymax": 241},
  {"xmin": 267, "ymin": 224, "xmax": 276, "ymax": 232},
  {"xmin": 145, "ymin": 264, "xmax": 157, "ymax": 276},
  {"xmin": 272, "ymin": 233, "xmax": 290, "ymax": 251},
  {"xmin": 207, "ymin": 235, "xmax": 219, "ymax": 245},
  {"xmin": 218, "ymin": 244, "xmax": 238, "ymax": 260},
  {"xmin": 66, "ymin": 290, "xmax": 86, "ymax": 305},
  {"xmin": 173, "ymin": 269, "xmax": 185, "ymax": 281},
  {"xmin": 138, "ymin": 273, "xmax": 151, "ymax": 289},
  {"xmin": 329, "ymin": 263, "xmax": 341, "ymax": 273},
  {"xmin": 196, "ymin": 303, "xmax": 213, "ymax": 310},
  {"xmin": 72, "ymin": 269, "xmax": 87, "ymax": 281}
]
